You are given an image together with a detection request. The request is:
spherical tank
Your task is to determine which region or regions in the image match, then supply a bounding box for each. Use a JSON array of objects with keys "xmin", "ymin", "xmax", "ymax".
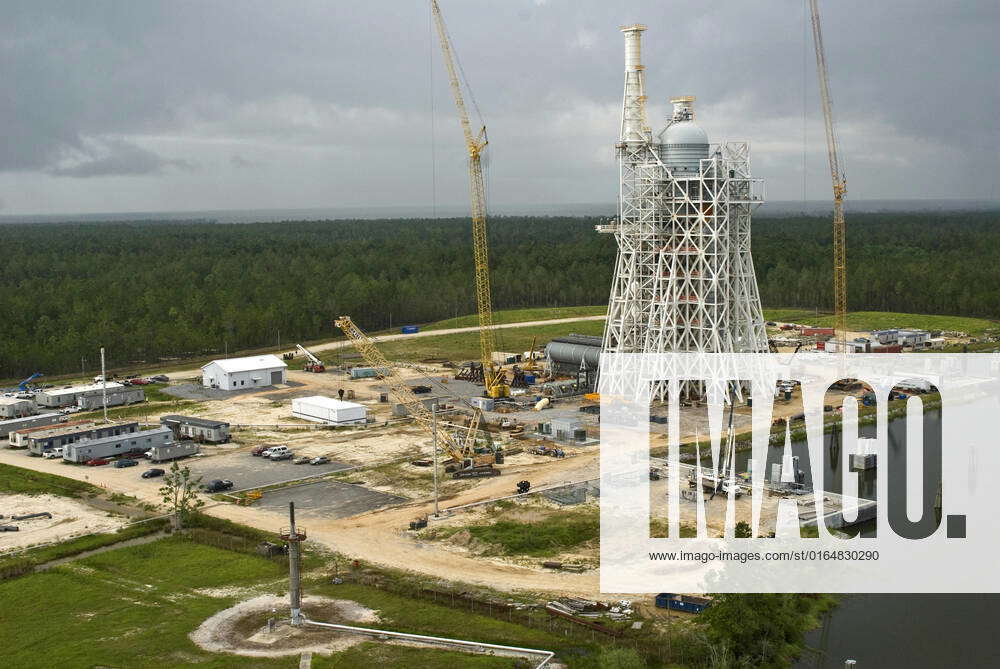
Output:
[{"xmin": 662, "ymin": 121, "xmax": 709, "ymax": 176}]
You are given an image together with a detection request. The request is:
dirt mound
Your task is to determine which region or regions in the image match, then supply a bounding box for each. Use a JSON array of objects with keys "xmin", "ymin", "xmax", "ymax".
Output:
[{"xmin": 190, "ymin": 594, "xmax": 380, "ymax": 657}]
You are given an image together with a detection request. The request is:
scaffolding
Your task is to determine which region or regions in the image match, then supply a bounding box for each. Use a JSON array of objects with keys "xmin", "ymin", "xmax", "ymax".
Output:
[{"xmin": 600, "ymin": 26, "xmax": 768, "ymax": 401}]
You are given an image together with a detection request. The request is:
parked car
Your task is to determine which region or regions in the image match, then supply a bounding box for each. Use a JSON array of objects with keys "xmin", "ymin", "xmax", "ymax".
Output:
[
  {"xmin": 61, "ymin": 407, "xmax": 82, "ymax": 415},
  {"xmin": 85, "ymin": 458, "xmax": 110, "ymax": 466},
  {"xmin": 251, "ymin": 445, "xmax": 270, "ymax": 457},
  {"xmin": 293, "ymin": 456, "xmax": 310, "ymax": 465},
  {"xmin": 141, "ymin": 468, "xmax": 165, "ymax": 479},
  {"xmin": 203, "ymin": 479, "xmax": 234, "ymax": 493},
  {"xmin": 270, "ymin": 451, "xmax": 294, "ymax": 461},
  {"xmin": 262, "ymin": 445, "xmax": 290, "ymax": 459},
  {"xmin": 42, "ymin": 448, "xmax": 64, "ymax": 459},
  {"xmin": 129, "ymin": 378, "xmax": 151, "ymax": 385},
  {"xmin": 150, "ymin": 375, "xmax": 169, "ymax": 382},
  {"xmin": 309, "ymin": 456, "xmax": 330, "ymax": 466},
  {"xmin": 114, "ymin": 458, "xmax": 139, "ymax": 468}
]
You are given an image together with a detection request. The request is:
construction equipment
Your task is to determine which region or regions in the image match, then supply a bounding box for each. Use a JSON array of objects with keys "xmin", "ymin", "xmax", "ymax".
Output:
[
  {"xmin": 335, "ymin": 316, "xmax": 500, "ymax": 476},
  {"xmin": 430, "ymin": 0, "xmax": 508, "ymax": 399},
  {"xmin": 522, "ymin": 336, "xmax": 541, "ymax": 373},
  {"xmin": 295, "ymin": 344, "xmax": 325, "ymax": 373},
  {"xmin": 809, "ymin": 0, "xmax": 848, "ymax": 341},
  {"xmin": 17, "ymin": 373, "xmax": 42, "ymax": 392}
]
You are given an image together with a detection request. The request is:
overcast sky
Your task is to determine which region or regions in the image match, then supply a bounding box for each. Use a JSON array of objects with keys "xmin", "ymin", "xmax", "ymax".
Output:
[{"xmin": 1, "ymin": 0, "xmax": 997, "ymax": 216}]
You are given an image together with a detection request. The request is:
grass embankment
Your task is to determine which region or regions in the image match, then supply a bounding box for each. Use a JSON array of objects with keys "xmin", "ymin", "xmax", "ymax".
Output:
[
  {"xmin": 763, "ymin": 308, "xmax": 997, "ymax": 336},
  {"xmin": 0, "ymin": 462, "xmax": 99, "ymax": 498}
]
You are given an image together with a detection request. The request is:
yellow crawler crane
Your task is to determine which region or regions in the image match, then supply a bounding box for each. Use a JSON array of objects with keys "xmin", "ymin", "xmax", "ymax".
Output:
[
  {"xmin": 334, "ymin": 316, "xmax": 499, "ymax": 476},
  {"xmin": 430, "ymin": 0, "xmax": 509, "ymax": 398},
  {"xmin": 809, "ymin": 0, "xmax": 848, "ymax": 342}
]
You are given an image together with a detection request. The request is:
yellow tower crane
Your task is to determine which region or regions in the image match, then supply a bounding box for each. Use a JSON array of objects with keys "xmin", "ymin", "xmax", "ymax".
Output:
[
  {"xmin": 334, "ymin": 316, "xmax": 500, "ymax": 476},
  {"xmin": 809, "ymin": 0, "xmax": 848, "ymax": 342},
  {"xmin": 430, "ymin": 0, "xmax": 509, "ymax": 398}
]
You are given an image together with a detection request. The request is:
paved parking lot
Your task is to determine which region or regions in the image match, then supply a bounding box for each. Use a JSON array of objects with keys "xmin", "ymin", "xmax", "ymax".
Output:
[
  {"xmin": 256, "ymin": 480, "xmax": 407, "ymax": 519},
  {"xmin": 184, "ymin": 451, "xmax": 351, "ymax": 490}
]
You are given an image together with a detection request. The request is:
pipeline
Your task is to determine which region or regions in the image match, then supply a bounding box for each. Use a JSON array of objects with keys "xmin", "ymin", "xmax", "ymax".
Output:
[
  {"xmin": 11, "ymin": 512, "xmax": 52, "ymax": 521},
  {"xmin": 303, "ymin": 618, "xmax": 554, "ymax": 668}
]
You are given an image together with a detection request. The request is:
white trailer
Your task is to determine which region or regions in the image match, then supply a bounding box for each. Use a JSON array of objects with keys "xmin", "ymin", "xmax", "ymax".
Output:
[
  {"xmin": 145, "ymin": 441, "xmax": 200, "ymax": 463},
  {"xmin": 291, "ymin": 396, "xmax": 367, "ymax": 425}
]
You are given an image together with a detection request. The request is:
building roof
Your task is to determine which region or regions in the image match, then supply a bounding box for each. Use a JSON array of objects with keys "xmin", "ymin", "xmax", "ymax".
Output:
[
  {"xmin": 42, "ymin": 382, "xmax": 125, "ymax": 398},
  {"xmin": 0, "ymin": 412, "xmax": 63, "ymax": 427},
  {"xmin": 17, "ymin": 421, "xmax": 96, "ymax": 438},
  {"xmin": 202, "ymin": 354, "xmax": 287, "ymax": 374},
  {"xmin": 67, "ymin": 426, "xmax": 172, "ymax": 450},
  {"xmin": 0, "ymin": 397, "xmax": 34, "ymax": 406},
  {"xmin": 159, "ymin": 414, "xmax": 229, "ymax": 429},
  {"xmin": 293, "ymin": 395, "xmax": 365, "ymax": 411}
]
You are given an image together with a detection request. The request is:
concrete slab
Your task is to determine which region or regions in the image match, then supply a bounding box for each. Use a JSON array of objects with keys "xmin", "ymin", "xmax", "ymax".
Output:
[{"xmin": 256, "ymin": 480, "xmax": 407, "ymax": 519}]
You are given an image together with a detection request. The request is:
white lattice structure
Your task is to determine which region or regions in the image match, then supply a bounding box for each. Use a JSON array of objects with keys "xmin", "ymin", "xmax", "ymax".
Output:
[{"xmin": 599, "ymin": 26, "xmax": 768, "ymax": 400}]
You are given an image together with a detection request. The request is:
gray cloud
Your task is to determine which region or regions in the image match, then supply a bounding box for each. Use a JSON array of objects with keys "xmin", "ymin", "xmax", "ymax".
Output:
[
  {"xmin": 47, "ymin": 138, "xmax": 195, "ymax": 178},
  {"xmin": 0, "ymin": 0, "xmax": 996, "ymax": 214}
]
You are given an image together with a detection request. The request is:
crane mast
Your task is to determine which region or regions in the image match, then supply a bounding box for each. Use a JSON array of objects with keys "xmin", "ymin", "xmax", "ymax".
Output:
[
  {"xmin": 430, "ymin": 0, "xmax": 509, "ymax": 398},
  {"xmin": 809, "ymin": 0, "xmax": 848, "ymax": 342},
  {"xmin": 334, "ymin": 316, "xmax": 496, "ymax": 472}
]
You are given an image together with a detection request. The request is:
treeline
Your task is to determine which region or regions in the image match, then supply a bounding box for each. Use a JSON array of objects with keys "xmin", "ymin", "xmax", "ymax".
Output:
[{"xmin": 0, "ymin": 211, "xmax": 997, "ymax": 377}]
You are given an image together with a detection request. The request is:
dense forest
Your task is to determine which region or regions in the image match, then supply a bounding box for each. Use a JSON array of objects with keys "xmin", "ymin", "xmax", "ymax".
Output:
[{"xmin": 1, "ymin": 211, "xmax": 997, "ymax": 377}]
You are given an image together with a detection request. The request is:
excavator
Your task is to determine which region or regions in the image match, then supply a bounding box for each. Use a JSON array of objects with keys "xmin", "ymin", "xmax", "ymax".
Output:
[{"xmin": 335, "ymin": 316, "xmax": 501, "ymax": 477}]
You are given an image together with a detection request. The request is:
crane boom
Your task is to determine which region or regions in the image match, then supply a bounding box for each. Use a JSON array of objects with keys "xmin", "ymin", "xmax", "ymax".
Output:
[
  {"xmin": 809, "ymin": 0, "xmax": 848, "ymax": 342},
  {"xmin": 430, "ymin": 0, "xmax": 508, "ymax": 398},
  {"xmin": 295, "ymin": 344, "xmax": 321, "ymax": 366},
  {"xmin": 334, "ymin": 316, "xmax": 493, "ymax": 469}
]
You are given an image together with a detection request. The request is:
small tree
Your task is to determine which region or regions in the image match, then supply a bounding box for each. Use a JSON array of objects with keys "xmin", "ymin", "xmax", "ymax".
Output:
[
  {"xmin": 734, "ymin": 520, "xmax": 753, "ymax": 538},
  {"xmin": 159, "ymin": 461, "xmax": 204, "ymax": 529}
]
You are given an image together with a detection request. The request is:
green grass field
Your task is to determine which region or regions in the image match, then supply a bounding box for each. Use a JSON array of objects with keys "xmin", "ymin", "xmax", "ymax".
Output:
[
  {"xmin": 762, "ymin": 309, "xmax": 997, "ymax": 335},
  {"xmin": 423, "ymin": 305, "xmax": 606, "ymax": 332},
  {"xmin": 0, "ymin": 537, "xmax": 589, "ymax": 668},
  {"xmin": 332, "ymin": 319, "xmax": 605, "ymax": 365}
]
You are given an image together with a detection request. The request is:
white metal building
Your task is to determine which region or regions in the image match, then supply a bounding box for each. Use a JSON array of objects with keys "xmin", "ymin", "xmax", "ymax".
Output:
[
  {"xmin": 201, "ymin": 355, "xmax": 287, "ymax": 390},
  {"xmin": 35, "ymin": 382, "xmax": 129, "ymax": 408},
  {"xmin": 292, "ymin": 395, "xmax": 367, "ymax": 425}
]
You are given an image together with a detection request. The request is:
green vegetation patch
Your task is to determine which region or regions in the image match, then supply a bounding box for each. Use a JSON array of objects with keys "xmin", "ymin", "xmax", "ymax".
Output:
[
  {"xmin": 763, "ymin": 309, "xmax": 997, "ymax": 336},
  {"xmin": 0, "ymin": 462, "xmax": 100, "ymax": 498},
  {"xmin": 460, "ymin": 509, "xmax": 599, "ymax": 558},
  {"xmin": 424, "ymin": 305, "xmax": 607, "ymax": 331},
  {"xmin": 361, "ymin": 320, "xmax": 606, "ymax": 364}
]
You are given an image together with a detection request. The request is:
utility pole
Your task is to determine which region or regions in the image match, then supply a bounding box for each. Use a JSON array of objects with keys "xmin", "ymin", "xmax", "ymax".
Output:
[
  {"xmin": 432, "ymin": 403, "xmax": 440, "ymax": 517},
  {"xmin": 100, "ymin": 347, "xmax": 108, "ymax": 423}
]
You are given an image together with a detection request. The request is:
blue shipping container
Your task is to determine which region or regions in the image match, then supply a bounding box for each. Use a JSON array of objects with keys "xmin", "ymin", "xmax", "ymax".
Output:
[
  {"xmin": 524, "ymin": 374, "xmax": 536, "ymax": 384},
  {"xmin": 401, "ymin": 325, "xmax": 419, "ymax": 334},
  {"xmin": 655, "ymin": 593, "xmax": 711, "ymax": 614}
]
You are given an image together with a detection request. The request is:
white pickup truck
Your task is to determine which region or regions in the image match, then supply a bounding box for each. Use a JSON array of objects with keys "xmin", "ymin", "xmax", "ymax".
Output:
[{"xmin": 42, "ymin": 447, "xmax": 64, "ymax": 459}]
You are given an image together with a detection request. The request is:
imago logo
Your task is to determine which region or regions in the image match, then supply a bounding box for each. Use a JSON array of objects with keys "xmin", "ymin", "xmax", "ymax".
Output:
[{"xmin": 598, "ymin": 353, "xmax": 998, "ymax": 594}]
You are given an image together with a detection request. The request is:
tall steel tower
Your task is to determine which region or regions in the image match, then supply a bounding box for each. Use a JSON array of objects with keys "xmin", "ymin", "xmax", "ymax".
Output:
[{"xmin": 599, "ymin": 25, "xmax": 768, "ymax": 400}]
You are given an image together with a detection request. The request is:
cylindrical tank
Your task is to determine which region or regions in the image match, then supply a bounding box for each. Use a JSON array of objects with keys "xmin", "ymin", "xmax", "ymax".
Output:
[
  {"xmin": 545, "ymin": 340, "xmax": 601, "ymax": 370},
  {"xmin": 662, "ymin": 121, "xmax": 709, "ymax": 177}
]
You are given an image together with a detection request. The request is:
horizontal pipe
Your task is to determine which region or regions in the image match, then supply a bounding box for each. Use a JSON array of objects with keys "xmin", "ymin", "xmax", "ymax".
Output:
[{"xmin": 303, "ymin": 618, "xmax": 554, "ymax": 668}]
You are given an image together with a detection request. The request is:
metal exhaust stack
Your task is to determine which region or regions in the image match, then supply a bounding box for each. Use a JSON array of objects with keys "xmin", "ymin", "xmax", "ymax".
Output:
[{"xmin": 281, "ymin": 501, "xmax": 306, "ymax": 625}]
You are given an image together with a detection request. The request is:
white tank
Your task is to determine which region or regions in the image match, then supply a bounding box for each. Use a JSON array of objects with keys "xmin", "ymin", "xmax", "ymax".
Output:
[{"xmin": 662, "ymin": 120, "xmax": 709, "ymax": 176}]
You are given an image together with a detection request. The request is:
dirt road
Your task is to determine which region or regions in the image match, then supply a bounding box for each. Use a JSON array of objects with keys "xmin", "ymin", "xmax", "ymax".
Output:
[{"xmin": 168, "ymin": 315, "xmax": 607, "ymax": 381}]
